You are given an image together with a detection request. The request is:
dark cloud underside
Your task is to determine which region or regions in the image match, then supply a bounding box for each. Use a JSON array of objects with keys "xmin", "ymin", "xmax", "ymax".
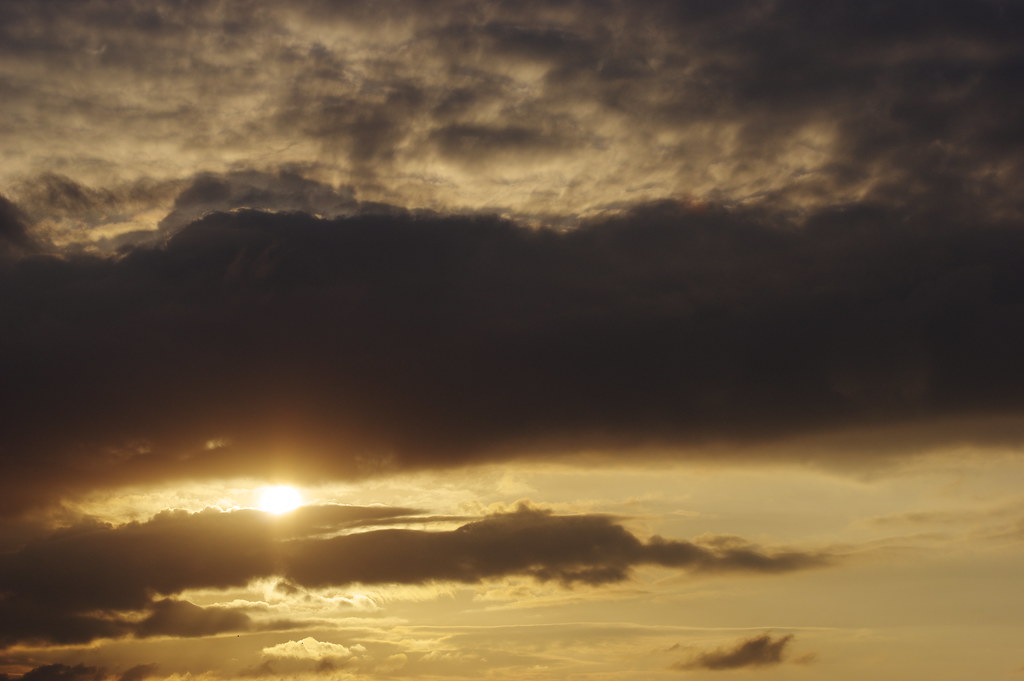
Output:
[
  {"xmin": 0, "ymin": 663, "xmax": 157, "ymax": 681},
  {"xmin": 5, "ymin": 666, "xmax": 103, "ymax": 681},
  {"xmin": 0, "ymin": 506, "xmax": 826, "ymax": 647},
  {"xmin": 0, "ymin": 0, "xmax": 1022, "ymax": 677},
  {"xmin": 675, "ymin": 633, "xmax": 796, "ymax": 671},
  {"xmin": 3, "ymin": 200, "xmax": 1024, "ymax": 512}
]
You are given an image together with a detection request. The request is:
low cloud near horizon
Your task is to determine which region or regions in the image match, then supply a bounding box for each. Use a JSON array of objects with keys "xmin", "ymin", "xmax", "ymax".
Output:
[{"xmin": 0, "ymin": 504, "xmax": 828, "ymax": 647}]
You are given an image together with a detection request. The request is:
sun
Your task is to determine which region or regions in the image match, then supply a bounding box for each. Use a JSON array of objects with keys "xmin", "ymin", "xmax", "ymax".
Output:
[{"xmin": 257, "ymin": 485, "xmax": 303, "ymax": 515}]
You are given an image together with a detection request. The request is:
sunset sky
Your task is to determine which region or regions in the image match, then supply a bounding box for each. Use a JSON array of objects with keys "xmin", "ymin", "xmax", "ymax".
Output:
[{"xmin": 3, "ymin": 1, "xmax": 1024, "ymax": 680}]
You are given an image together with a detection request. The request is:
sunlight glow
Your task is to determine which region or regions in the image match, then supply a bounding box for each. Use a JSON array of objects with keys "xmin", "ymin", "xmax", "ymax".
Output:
[{"xmin": 257, "ymin": 485, "xmax": 303, "ymax": 515}]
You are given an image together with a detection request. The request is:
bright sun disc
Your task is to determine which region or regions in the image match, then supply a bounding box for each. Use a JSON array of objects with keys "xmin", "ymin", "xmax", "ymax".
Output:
[{"xmin": 257, "ymin": 485, "xmax": 303, "ymax": 515}]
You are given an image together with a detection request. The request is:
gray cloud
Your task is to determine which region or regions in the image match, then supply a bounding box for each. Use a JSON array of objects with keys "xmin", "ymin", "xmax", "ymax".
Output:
[
  {"xmin": 1, "ymin": 1, "xmax": 1020, "ymax": 673},
  {"xmin": 3, "ymin": 200, "xmax": 1024, "ymax": 513},
  {"xmin": 282, "ymin": 505, "xmax": 826, "ymax": 588},
  {"xmin": 0, "ymin": 505, "xmax": 827, "ymax": 647},
  {"xmin": 135, "ymin": 600, "xmax": 252, "ymax": 639},
  {"xmin": 115, "ymin": 666, "xmax": 157, "ymax": 681},
  {"xmin": 430, "ymin": 123, "xmax": 574, "ymax": 166},
  {"xmin": 0, "ymin": 663, "xmax": 158, "ymax": 681},
  {"xmin": 0, "ymin": 196, "xmax": 34, "ymax": 259},
  {"xmin": 8, "ymin": 174, "xmax": 183, "ymax": 253},
  {"xmin": 11, "ymin": 666, "xmax": 105, "ymax": 681},
  {"xmin": 2, "ymin": 0, "xmax": 1020, "ymax": 227},
  {"xmin": 157, "ymin": 169, "xmax": 358, "ymax": 234},
  {"xmin": 674, "ymin": 634, "xmax": 795, "ymax": 671}
]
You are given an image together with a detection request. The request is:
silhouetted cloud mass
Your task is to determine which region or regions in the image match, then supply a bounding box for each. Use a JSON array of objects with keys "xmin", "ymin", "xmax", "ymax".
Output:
[
  {"xmin": 135, "ymin": 600, "xmax": 252, "ymax": 639},
  {"xmin": 0, "ymin": 663, "xmax": 157, "ymax": 681},
  {"xmin": 0, "ymin": 505, "xmax": 827, "ymax": 647},
  {"xmin": 2, "ymin": 0, "xmax": 1023, "ymax": 486},
  {"xmin": 13, "ymin": 666, "xmax": 104, "ymax": 681},
  {"xmin": 3, "ymin": 199, "xmax": 1024, "ymax": 512},
  {"xmin": 675, "ymin": 634, "xmax": 795, "ymax": 671},
  {"xmin": 0, "ymin": 196, "xmax": 35, "ymax": 260},
  {"xmin": 0, "ymin": 0, "xmax": 1022, "ymax": 677},
  {"xmin": 115, "ymin": 666, "xmax": 158, "ymax": 681}
]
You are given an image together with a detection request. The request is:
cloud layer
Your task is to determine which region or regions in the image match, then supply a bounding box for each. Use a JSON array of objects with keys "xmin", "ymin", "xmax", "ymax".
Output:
[
  {"xmin": 0, "ymin": 505, "xmax": 825, "ymax": 647},
  {"xmin": 2, "ymin": 2, "xmax": 1023, "ymax": 679},
  {"xmin": 3, "ymin": 0, "xmax": 1022, "ymax": 510},
  {"xmin": 2, "ymin": 0, "xmax": 1022, "ymax": 242},
  {"xmin": 3, "ymin": 200, "xmax": 1024, "ymax": 512}
]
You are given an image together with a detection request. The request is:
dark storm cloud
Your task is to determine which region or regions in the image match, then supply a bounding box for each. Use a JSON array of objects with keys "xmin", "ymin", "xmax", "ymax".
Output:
[
  {"xmin": 135, "ymin": 600, "xmax": 252, "ymax": 639},
  {"xmin": 0, "ymin": 0, "xmax": 1022, "ymax": 526},
  {"xmin": 729, "ymin": 1, "xmax": 1024, "ymax": 213},
  {"xmin": 21, "ymin": 174, "xmax": 118, "ymax": 217},
  {"xmin": 3, "ymin": 0, "xmax": 1023, "ymax": 225},
  {"xmin": 430, "ymin": 123, "xmax": 576, "ymax": 165},
  {"xmin": 0, "ymin": 196, "xmax": 35, "ymax": 259},
  {"xmin": 10, "ymin": 666, "xmax": 104, "ymax": 681},
  {"xmin": 283, "ymin": 505, "xmax": 825, "ymax": 588},
  {"xmin": 0, "ymin": 505, "xmax": 826, "ymax": 647},
  {"xmin": 421, "ymin": 0, "xmax": 1023, "ymax": 213},
  {"xmin": 0, "ymin": 505, "xmax": 416, "ymax": 616},
  {"xmin": 115, "ymin": 666, "xmax": 158, "ymax": 681},
  {"xmin": 157, "ymin": 170, "xmax": 358, "ymax": 234},
  {"xmin": 4, "ymin": 200, "xmax": 1024, "ymax": 511},
  {"xmin": 674, "ymin": 634, "xmax": 795, "ymax": 671},
  {"xmin": 8, "ymin": 174, "xmax": 184, "ymax": 253},
  {"xmin": 0, "ymin": 663, "xmax": 157, "ymax": 681},
  {"xmin": 273, "ymin": 80, "xmax": 428, "ymax": 173}
]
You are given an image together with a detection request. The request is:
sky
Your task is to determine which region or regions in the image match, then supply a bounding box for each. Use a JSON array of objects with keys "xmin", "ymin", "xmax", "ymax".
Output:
[{"xmin": 2, "ymin": 0, "xmax": 1024, "ymax": 679}]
